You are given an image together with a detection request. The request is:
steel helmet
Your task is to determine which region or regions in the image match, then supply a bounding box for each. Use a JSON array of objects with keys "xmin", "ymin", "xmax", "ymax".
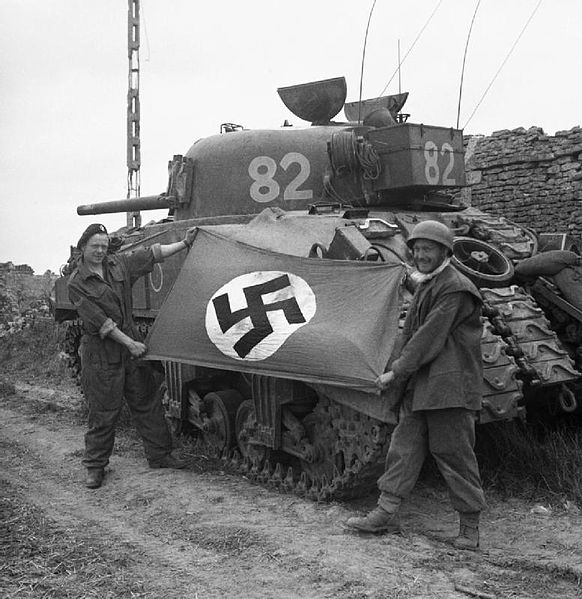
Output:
[{"xmin": 406, "ymin": 220, "xmax": 454, "ymax": 253}]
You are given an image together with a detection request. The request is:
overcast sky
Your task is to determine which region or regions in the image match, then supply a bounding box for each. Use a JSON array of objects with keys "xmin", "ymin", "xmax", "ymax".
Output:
[{"xmin": 1, "ymin": 0, "xmax": 580, "ymax": 274}]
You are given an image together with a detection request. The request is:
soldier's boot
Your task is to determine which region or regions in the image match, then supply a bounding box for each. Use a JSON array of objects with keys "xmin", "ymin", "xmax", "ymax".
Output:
[
  {"xmin": 453, "ymin": 512, "xmax": 480, "ymax": 550},
  {"xmin": 345, "ymin": 506, "xmax": 400, "ymax": 534},
  {"xmin": 85, "ymin": 468, "xmax": 104, "ymax": 489}
]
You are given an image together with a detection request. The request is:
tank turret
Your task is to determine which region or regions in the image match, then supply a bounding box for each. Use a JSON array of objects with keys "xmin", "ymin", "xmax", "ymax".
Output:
[{"xmin": 78, "ymin": 77, "xmax": 466, "ymax": 225}]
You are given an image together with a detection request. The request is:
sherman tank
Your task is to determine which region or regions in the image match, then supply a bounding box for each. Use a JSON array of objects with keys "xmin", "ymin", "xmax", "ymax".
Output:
[{"xmin": 54, "ymin": 77, "xmax": 582, "ymax": 501}]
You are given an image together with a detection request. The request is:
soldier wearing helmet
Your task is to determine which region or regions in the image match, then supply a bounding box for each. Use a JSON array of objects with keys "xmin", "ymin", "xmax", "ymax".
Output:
[{"xmin": 346, "ymin": 219, "xmax": 487, "ymax": 550}]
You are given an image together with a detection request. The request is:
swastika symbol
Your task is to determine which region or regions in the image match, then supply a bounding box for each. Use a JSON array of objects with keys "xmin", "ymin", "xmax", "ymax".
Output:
[
  {"xmin": 213, "ymin": 274, "xmax": 306, "ymax": 358},
  {"xmin": 205, "ymin": 271, "xmax": 316, "ymax": 362}
]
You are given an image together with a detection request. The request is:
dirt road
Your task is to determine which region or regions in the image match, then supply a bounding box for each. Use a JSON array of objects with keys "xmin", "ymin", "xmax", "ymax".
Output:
[{"xmin": 1, "ymin": 382, "xmax": 582, "ymax": 598}]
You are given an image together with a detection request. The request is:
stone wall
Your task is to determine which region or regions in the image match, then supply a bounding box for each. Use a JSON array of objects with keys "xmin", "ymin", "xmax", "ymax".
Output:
[{"xmin": 462, "ymin": 126, "xmax": 582, "ymax": 242}]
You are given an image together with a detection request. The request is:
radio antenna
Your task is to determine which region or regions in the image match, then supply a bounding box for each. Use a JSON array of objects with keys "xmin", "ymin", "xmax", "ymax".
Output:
[
  {"xmin": 358, "ymin": 0, "xmax": 378, "ymax": 123},
  {"xmin": 379, "ymin": 0, "xmax": 443, "ymax": 96},
  {"xmin": 463, "ymin": 0, "xmax": 543, "ymax": 129},
  {"xmin": 456, "ymin": 0, "xmax": 481, "ymax": 129},
  {"xmin": 398, "ymin": 39, "xmax": 402, "ymax": 94}
]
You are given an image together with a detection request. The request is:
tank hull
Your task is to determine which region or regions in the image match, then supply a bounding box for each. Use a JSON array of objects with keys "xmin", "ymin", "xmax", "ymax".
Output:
[{"xmin": 55, "ymin": 79, "xmax": 582, "ymax": 499}]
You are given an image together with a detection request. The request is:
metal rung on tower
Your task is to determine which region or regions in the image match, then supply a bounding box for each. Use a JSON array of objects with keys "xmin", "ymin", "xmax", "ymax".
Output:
[{"xmin": 127, "ymin": 0, "xmax": 141, "ymax": 228}]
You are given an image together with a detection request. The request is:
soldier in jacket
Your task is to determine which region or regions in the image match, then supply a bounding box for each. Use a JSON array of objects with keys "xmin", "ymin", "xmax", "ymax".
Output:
[
  {"xmin": 68, "ymin": 223, "xmax": 197, "ymax": 489},
  {"xmin": 346, "ymin": 220, "xmax": 486, "ymax": 550}
]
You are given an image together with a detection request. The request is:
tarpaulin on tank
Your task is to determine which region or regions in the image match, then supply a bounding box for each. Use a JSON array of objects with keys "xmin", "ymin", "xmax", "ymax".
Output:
[
  {"xmin": 198, "ymin": 207, "xmax": 361, "ymax": 257},
  {"xmin": 145, "ymin": 227, "xmax": 405, "ymax": 393}
]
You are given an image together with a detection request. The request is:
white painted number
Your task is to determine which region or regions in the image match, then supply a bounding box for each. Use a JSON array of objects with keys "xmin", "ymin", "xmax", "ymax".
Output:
[
  {"xmin": 248, "ymin": 156, "xmax": 279, "ymax": 203},
  {"xmin": 423, "ymin": 141, "xmax": 456, "ymax": 185},
  {"xmin": 249, "ymin": 153, "xmax": 313, "ymax": 203},
  {"xmin": 441, "ymin": 143, "xmax": 456, "ymax": 185},
  {"xmin": 280, "ymin": 152, "xmax": 312, "ymax": 200},
  {"xmin": 424, "ymin": 141, "xmax": 439, "ymax": 185}
]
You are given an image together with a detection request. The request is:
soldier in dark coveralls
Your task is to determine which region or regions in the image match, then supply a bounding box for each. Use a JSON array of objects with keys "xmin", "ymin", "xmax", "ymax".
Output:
[
  {"xmin": 68, "ymin": 223, "xmax": 197, "ymax": 489},
  {"xmin": 346, "ymin": 220, "xmax": 487, "ymax": 550}
]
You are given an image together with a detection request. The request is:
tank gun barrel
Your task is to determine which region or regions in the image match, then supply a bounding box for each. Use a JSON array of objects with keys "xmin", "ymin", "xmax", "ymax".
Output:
[{"xmin": 77, "ymin": 194, "xmax": 173, "ymax": 216}]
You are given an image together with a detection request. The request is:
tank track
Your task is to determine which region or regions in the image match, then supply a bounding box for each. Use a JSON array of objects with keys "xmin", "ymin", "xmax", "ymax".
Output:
[
  {"xmin": 479, "ymin": 316, "xmax": 523, "ymax": 422},
  {"xmin": 224, "ymin": 395, "xmax": 391, "ymax": 502},
  {"xmin": 527, "ymin": 279, "xmax": 582, "ymax": 372},
  {"xmin": 453, "ymin": 209, "xmax": 538, "ymax": 260},
  {"xmin": 480, "ymin": 286, "xmax": 580, "ymax": 411}
]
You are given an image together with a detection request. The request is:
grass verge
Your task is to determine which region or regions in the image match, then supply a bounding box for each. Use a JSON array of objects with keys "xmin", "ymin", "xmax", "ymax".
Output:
[
  {"xmin": 476, "ymin": 419, "xmax": 582, "ymax": 507},
  {"xmin": 0, "ymin": 478, "xmax": 148, "ymax": 598}
]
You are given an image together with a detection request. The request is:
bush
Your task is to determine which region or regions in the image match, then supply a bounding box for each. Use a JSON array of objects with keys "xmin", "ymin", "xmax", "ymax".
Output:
[{"xmin": 0, "ymin": 318, "xmax": 69, "ymax": 383}]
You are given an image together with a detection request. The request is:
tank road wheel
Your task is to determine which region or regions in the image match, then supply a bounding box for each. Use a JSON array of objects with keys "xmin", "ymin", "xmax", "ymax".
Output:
[
  {"xmin": 452, "ymin": 236, "xmax": 514, "ymax": 287},
  {"xmin": 235, "ymin": 400, "xmax": 268, "ymax": 465},
  {"xmin": 201, "ymin": 390, "xmax": 243, "ymax": 455}
]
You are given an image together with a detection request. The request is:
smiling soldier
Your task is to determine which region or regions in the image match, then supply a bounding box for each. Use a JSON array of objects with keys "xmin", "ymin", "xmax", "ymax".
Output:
[
  {"xmin": 68, "ymin": 223, "xmax": 196, "ymax": 489},
  {"xmin": 345, "ymin": 220, "xmax": 487, "ymax": 550}
]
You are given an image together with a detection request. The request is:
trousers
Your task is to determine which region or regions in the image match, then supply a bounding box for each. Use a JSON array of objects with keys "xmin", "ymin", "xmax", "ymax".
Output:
[
  {"xmin": 79, "ymin": 336, "xmax": 172, "ymax": 469},
  {"xmin": 377, "ymin": 392, "xmax": 487, "ymax": 514}
]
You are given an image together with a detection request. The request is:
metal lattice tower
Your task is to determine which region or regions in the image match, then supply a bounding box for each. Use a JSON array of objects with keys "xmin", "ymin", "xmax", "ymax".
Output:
[{"xmin": 127, "ymin": 0, "xmax": 141, "ymax": 228}]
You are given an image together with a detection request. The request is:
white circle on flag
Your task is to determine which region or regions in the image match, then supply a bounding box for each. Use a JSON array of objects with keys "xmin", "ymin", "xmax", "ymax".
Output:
[{"xmin": 206, "ymin": 271, "xmax": 316, "ymax": 361}]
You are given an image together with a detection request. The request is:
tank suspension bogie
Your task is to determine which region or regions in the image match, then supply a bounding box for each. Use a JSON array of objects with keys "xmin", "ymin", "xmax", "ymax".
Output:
[
  {"xmin": 199, "ymin": 390, "xmax": 243, "ymax": 454},
  {"xmin": 228, "ymin": 393, "xmax": 392, "ymax": 501}
]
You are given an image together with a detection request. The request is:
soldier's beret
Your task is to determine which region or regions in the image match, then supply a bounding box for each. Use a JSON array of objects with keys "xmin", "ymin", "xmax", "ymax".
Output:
[{"xmin": 77, "ymin": 223, "xmax": 108, "ymax": 250}]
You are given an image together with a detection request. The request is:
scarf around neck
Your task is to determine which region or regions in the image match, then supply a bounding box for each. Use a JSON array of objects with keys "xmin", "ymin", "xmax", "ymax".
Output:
[{"xmin": 409, "ymin": 257, "xmax": 451, "ymax": 286}]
